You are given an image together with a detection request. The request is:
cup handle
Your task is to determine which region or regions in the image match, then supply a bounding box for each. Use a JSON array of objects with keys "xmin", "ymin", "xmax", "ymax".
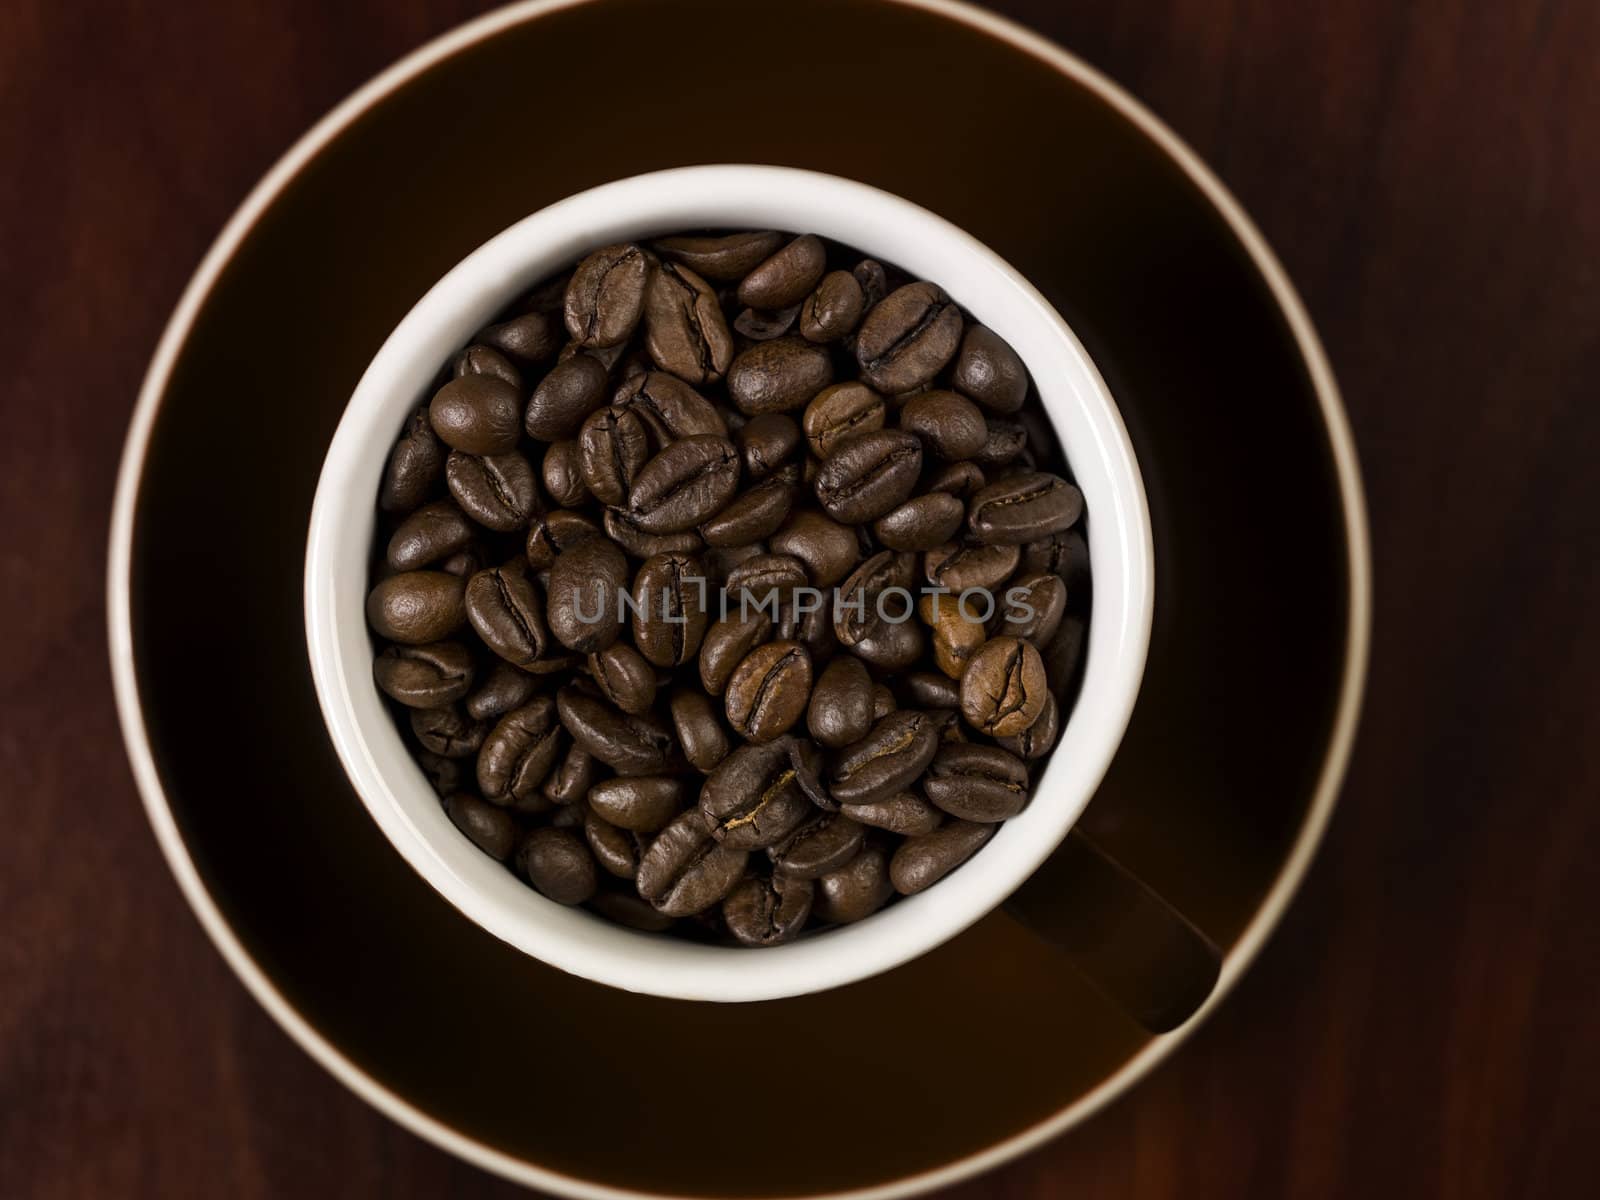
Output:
[{"xmin": 1001, "ymin": 829, "xmax": 1222, "ymax": 1033}]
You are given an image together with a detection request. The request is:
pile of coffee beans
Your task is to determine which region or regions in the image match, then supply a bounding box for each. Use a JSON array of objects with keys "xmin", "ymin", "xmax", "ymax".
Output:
[{"xmin": 367, "ymin": 230, "xmax": 1090, "ymax": 945}]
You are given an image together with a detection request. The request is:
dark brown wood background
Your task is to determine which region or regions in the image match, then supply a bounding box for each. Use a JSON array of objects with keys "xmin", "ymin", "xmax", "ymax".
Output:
[{"xmin": 3, "ymin": 0, "xmax": 1596, "ymax": 1196}]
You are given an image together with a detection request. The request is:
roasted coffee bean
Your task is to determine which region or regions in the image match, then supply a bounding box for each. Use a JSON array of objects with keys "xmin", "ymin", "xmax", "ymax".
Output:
[
  {"xmin": 374, "ymin": 641, "xmax": 474, "ymax": 708},
  {"xmin": 428, "ymin": 375, "xmax": 523, "ymax": 456},
  {"xmin": 630, "ymin": 552, "xmax": 711, "ymax": 667},
  {"xmin": 1042, "ymin": 615, "xmax": 1087, "ymax": 702},
  {"xmin": 800, "ymin": 270, "xmax": 866, "ymax": 343},
  {"xmin": 873, "ymin": 493, "xmax": 966, "ymax": 552},
  {"xmin": 439, "ymin": 546, "xmax": 487, "ymax": 578},
  {"xmin": 852, "ymin": 259, "xmax": 888, "ymax": 309},
  {"xmin": 464, "ymin": 660, "xmax": 539, "ymax": 721},
  {"xmin": 525, "ymin": 353, "xmax": 610, "ymax": 441},
  {"xmin": 584, "ymin": 807, "xmax": 648, "ymax": 879},
  {"xmin": 737, "ymin": 234, "xmax": 826, "ymax": 310},
  {"xmin": 923, "ymin": 540, "xmax": 1021, "ymax": 594},
  {"xmin": 477, "ymin": 697, "xmax": 563, "ymax": 805},
  {"xmin": 565, "ymin": 243, "xmax": 653, "ymax": 347},
  {"xmin": 927, "ymin": 460, "xmax": 987, "ymax": 499},
  {"xmin": 416, "ymin": 751, "xmax": 465, "ymax": 796},
  {"xmin": 998, "ymin": 692, "xmax": 1059, "ymax": 759},
  {"xmin": 525, "ymin": 509, "xmax": 601, "ymax": 570},
  {"xmin": 834, "ymin": 550, "xmax": 917, "ymax": 647},
  {"xmin": 603, "ymin": 508, "xmax": 704, "ymax": 559},
  {"xmin": 808, "ymin": 655, "xmax": 873, "ymax": 749},
  {"xmin": 855, "ymin": 282, "xmax": 963, "ymax": 393},
  {"xmin": 590, "ymin": 888, "xmax": 676, "ymax": 930},
  {"xmin": 723, "ymin": 873, "xmax": 813, "ymax": 946},
  {"xmin": 871, "ymin": 683, "xmax": 897, "ymax": 720},
  {"xmin": 922, "ymin": 743, "xmax": 1029, "ymax": 821},
  {"xmin": 770, "ymin": 509, "xmax": 859, "ymax": 586},
  {"xmin": 813, "ymin": 429, "xmax": 922, "ymax": 523},
  {"xmin": 724, "ymin": 553, "xmax": 809, "ymax": 608},
  {"xmin": 517, "ymin": 827, "xmax": 598, "ymax": 904},
  {"xmin": 637, "ymin": 810, "xmax": 748, "ymax": 917},
  {"xmin": 839, "ymin": 792, "xmax": 943, "ymax": 837},
  {"xmin": 973, "ymin": 418, "xmax": 1027, "ymax": 468},
  {"xmin": 542, "ymin": 439, "xmax": 589, "ymax": 507},
  {"xmin": 445, "ymin": 449, "xmax": 538, "ymax": 532},
  {"xmin": 588, "ymin": 641, "xmax": 657, "ymax": 715},
  {"xmin": 699, "ymin": 608, "xmax": 774, "ymax": 695},
  {"xmin": 627, "ymin": 435, "xmax": 741, "ymax": 534},
  {"xmin": 411, "ymin": 704, "xmax": 486, "ymax": 758},
  {"xmin": 850, "ymin": 616, "xmax": 926, "ymax": 671},
  {"xmin": 577, "ymin": 405, "xmax": 650, "ymax": 506},
  {"xmin": 997, "ymin": 571, "xmax": 1067, "ymax": 646},
  {"xmin": 902, "ymin": 670, "xmax": 962, "ymax": 710},
  {"xmin": 701, "ymin": 739, "xmax": 815, "ymax": 849},
  {"xmin": 588, "ymin": 776, "xmax": 684, "ymax": 833},
  {"xmin": 443, "ymin": 794, "xmax": 518, "ymax": 861},
  {"xmin": 960, "ymin": 636, "xmax": 1048, "ymax": 737},
  {"xmin": 643, "ymin": 260, "xmax": 734, "ymax": 385},
  {"xmin": 547, "ymin": 538, "xmax": 627, "ymax": 653},
  {"xmin": 736, "ymin": 412, "xmax": 801, "ymax": 480},
  {"xmin": 670, "ymin": 687, "xmax": 731, "ymax": 772},
  {"xmin": 386, "ymin": 499, "xmax": 475, "ymax": 571},
  {"xmin": 543, "ymin": 742, "xmax": 597, "ymax": 806},
  {"xmin": 734, "ymin": 304, "xmax": 801, "ymax": 340},
  {"xmin": 479, "ymin": 310, "xmax": 563, "ymax": 365},
  {"xmin": 779, "ymin": 596, "xmax": 838, "ymax": 660},
  {"xmin": 367, "ymin": 571, "xmax": 466, "ymax": 644},
  {"xmin": 700, "ymin": 477, "xmax": 793, "ymax": 546},
  {"xmin": 380, "ymin": 407, "xmax": 445, "ymax": 514},
  {"xmin": 464, "ymin": 562, "xmax": 549, "ymax": 669},
  {"xmin": 768, "ymin": 811, "xmax": 865, "ymax": 880},
  {"xmin": 1021, "ymin": 528, "xmax": 1090, "ymax": 595},
  {"xmin": 803, "ymin": 381, "xmax": 886, "ymax": 459},
  {"xmin": 555, "ymin": 684, "xmax": 675, "ymax": 775},
  {"xmin": 968, "ymin": 472, "xmax": 1084, "ymax": 544},
  {"xmin": 727, "ymin": 336, "xmax": 834, "ymax": 414},
  {"xmin": 829, "ymin": 710, "xmax": 940, "ymax": 806},
  {"xmin": 814, "ymin": 841, "xmax": 894, "ymax": 922},
  {"xmin": 614, "ymin": 371, "xmax": 729, "ymax": 445},
  {"xmin": 653, "ymin": 231, "xmax": 782, "ymax": 281},
  {"xmin": 952, "ymin": 324, "xmax": 1028, "ymax": 414},
  {"xmin": 453, "ymin": 344, "xmax": 522, "ymax": 389},
  {"xmin": 899, "ymin": 390, "xmax": 987, "ymax": 461},
  {"xmin": 725, "ymin": 641, "xmax": 813, "ymax": 742},
  {"xmin": 918, "ymin": 590, "xmax": 989, "ymax": 678},
  {"xmin": 890, "ymin": 821, "xmax": 994, "ymax": 895}
]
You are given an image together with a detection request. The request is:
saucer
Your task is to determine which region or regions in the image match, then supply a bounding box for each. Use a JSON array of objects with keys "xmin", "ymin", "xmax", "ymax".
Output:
[{"xmin": 109, "ymin": 1, "xmax": 1368, "ymax": 1196}]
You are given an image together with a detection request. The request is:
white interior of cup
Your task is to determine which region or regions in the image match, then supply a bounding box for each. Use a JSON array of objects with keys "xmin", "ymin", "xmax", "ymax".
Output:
[{"xmin": 304, "ymin": 164, "xmax": 1153, "ymax": 1002}]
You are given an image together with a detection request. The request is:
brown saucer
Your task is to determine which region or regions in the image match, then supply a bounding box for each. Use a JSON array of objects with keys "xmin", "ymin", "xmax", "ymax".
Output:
[{"xmin": 109, "ymin": 1, "xmax": 1368, "ymax": 1196}]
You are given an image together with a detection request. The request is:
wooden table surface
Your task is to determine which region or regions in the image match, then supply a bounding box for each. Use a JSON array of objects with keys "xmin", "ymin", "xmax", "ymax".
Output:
[{"xmin": 3, "ymin": 0, "xmax": 1596, "ymax": 1196}]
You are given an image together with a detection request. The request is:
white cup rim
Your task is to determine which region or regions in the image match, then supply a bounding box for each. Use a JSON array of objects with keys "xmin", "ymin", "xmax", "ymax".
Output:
[{"xmin": 304, "ymin": 164, "xmax": 1154, "ymax": 1003}]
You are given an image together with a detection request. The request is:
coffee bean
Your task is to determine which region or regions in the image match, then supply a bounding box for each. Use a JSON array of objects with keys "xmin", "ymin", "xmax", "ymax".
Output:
[
  {"xmin": 769, "ymin": 509, "xmax": 859, "ymax": 586},
  {"xmin": 1020, "ymin": 528, "xmax": 1090, "ymax": 596},
  {"xmin": 629, "ymin": 552, "xmax": 711, "ymax": 667},
  {"xmin": 839, "ymin": 792, "xmax": 943, "ymax": 836},
  {"xmin": 547, "ymin": 539, "xmax": 627, "ymax": 653},
  {"xmin": 736, "ymin": 413, "xmax": 801, "ymax": 480},
  {"xmin": 768, "ymin": 811, "xmax": 865, "ymax": 880},
  {"xmin": 380, "ymin": 407, "xmax": 445, "ymax": 515},
  {"xmin": 737, "ymin": 234, "xmax": 826, "ymax": 310},
  {"xmin": 464, "ymin": 660, "xmax": 539, "ymax": 722},
  {"xmin": 476, "ymin": 697, "xmax": 563, "ymax": 806},
  {"xmin": 443, "ymin": 794, "xmax": 518, "ymax": 862},
  {"xmin": 998, "ymin": 692, "xmax": 1059, "ymax": 759},
  {"xmin": 542, "ymin": 439, "xmax": 590, "ymax": 507},
  {"xmin": 890, "ymin": 820, "xmax": 994, "ymax": 895},
  {"xmin": 590, "ymin": 887, "xmax": 677, "ymax": 930},
  {"xmin": 584, "ymin": 806, "xmax": 647, "ymax": 880},
  {"xmin": 653, "ymin": 231, "xmax": 782, "ymax": 281},
  {"xmin": 808, "ymin": 655, "xmax": 873, "ymax": 749},
  {"xmin": 543, "ymin": 742, "xmax": 597, "ymax": 806},
  {"xmin": 922, "ymin": 743, "xmax": 1028, "ymax": 821},
  {"xmin": 479, "ymin": 310, "xmax": 563, "ymax": 365},
  {"xmin": 643, "ymin": 260, "xmax": 734, "ymax": 385},
  {"xmin": 429, "ymin": 375, "xmax": 523, "ymax": 456},
  {"xmin": 445, "ymin": 449, "xmax": 538, "ymax": 531},
  {"xmin": 700, "ymin": 477, "xmax": 793, "ymax": 546},
  {"xmin": 386, "ymin": 500, "xmax": 474, "ymax": 572},
  {"xmin": 973, "ymin": 418, "xmax": 1027, "ymax": 468},
  {"xmin": 927, "ymin": 460, "xmax": 987, "ymax": 499},
  {"xmin": 725, "ymin": 641, "xmax": 813, "ymax": 742},
  {"xmin": 453, "ymin": 344, "xmax": 522, "ymax": 389},
  {"xmin": 367, "ymin": 571, "xmax": 466, "ymax": 644},
  {"xmin": 849, "ymin": 617, "xmax": 925, "ymax": 670},
  {"xmin": 814, "ymin": 841, "xmax": 894, "ymax": 922},
  {"xmin": 997, "ymin": 571, "xmax": 1067, "ymax": 646},
  {"xmin": 1042, "ymin": 615, "xmax": 1086, "ymax": 702},
  {"xmin": 899, "ymin": 390, "xmax": 987, "ymax": 460},
  {"xmin": 525, "ymin": 509, "xmax": 601, "ymax": 570},
  {"xmin": 411, "ymin": 704, "xmax": 486, "ymax": 758},
  {"xmin": 834, "ymin": 549, "xmax": 917, "ymax": 647},
  {"xmin": 803, "ymin": 381, "xmax": 886, "ymax": 459},
  {"xmin": 374, "ymin": 641, "xmax": 474, "ymax": 708},
  {"xmin": 922, "ymin": 540, "xmax": 1021, "ymax": 594},
  {"xmin": 968, "ymin": 472, "xmax": 1084, "ymax": 544},
  {"xmin": 901, "ymin": 670, "xmax": 962, "ymax": 710},
  {"xmin": 828, "ymin": 710, "xmax": 940, "ymax": 806},
  {"xmin": 577, "ymin": 406, "xmax": 650, "ymax": 506},
  {"xmin": 637, "ymin": 809, "xmax": 748, "ymax": 917},
  {"xmin": 871, "ymin": 684, "xmax": 897, "ymax": 720},
  {"xmin": 800, "ymin": 270, "xmax": 866, "ymax": 343},
  {"xmin": 959, "ymin": 636, "xmax": 1048, "ymax": 737},
  {"xmin": 628, "ymin": 435, "xmax": 741, "ymax": 534},
  {"xmin": 565, "ymin": 243, "xmax": 653, "ymax": 348},
  {"xmin": 669, "ymin": 687, "xmax": 731, "ymax": 773},
  {"xmin": 701, "ymin": 739, "xmax": 815, "ymax": 849},
  {"xmin": 873, "ymin": 493, "xmax": 966, "ymax": 552},
  {"xmin": 855, "ymin": 282, "xmax": 963, "ymax": 393},
  {"xmin": 517, "ymin": 827, "xmax": 598, "ymax": 904},
  {"xmin": 734, "ymin": 304, "xmax": 801, "ymax": 341},
  {"xmin": 524, "ymin": 353, "xmax": 610, "ymax": 441},
  {"xmin": 588, "ymin": 641, "xmax": 657, "ymax": 715},
  {"xmin": 952, "ymin": 324, "xmax": 1027, "ymax": 414},
  {"xmin": 464, "ymin": 562, "xmax": 549, "ymax": 669},
  {"xmin": 588, "ymin": 776, "xmax": 684, "ymax": 833},
  {"xmin": 555, "ymin": 684, "xmax": 675, "ymax": 776},
  {"xmin": 603, "ymin": 508, "xmax": 704, "ymax": 559},
  {"xmin": 727, "ymin": 336, "xmax": 835, "ymax": 414},
  {"xmin": 699, "ymin": 608, "xmax": 774, "ymax": 695},
  {"xmin": 813, "ymin": 429, "xmax": 922, "ymax": 523},
  {"xmin": 852, "ymin": 259, "xmax": 888, "ymax": 311},
  {"xmin": 723, "ymin": 873, "xmax": 814, "ymax": 946},
  {"xmin": 614, "ymin": 371, "xmax": 729, "ymax": 445},
  {"xmin": 918, "ymin": 590, "xmax": 989, "ymax": 678}
]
